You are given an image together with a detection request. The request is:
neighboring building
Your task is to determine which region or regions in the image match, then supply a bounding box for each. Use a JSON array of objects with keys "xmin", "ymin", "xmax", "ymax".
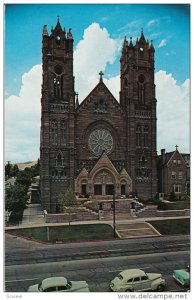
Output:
[
  {"xmin": 181, "ymin": 153, "xmax": 190, "ymax": 195},
  {"xmin": 158, "ymin": 147, "xmax": 190, "ymax": 199},
  {"xmin": 40, "ymin": 19, "xmax": 157, "ymax": 213}
]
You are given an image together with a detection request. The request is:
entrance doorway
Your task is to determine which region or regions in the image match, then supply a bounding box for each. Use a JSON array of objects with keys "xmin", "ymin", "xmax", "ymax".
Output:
[
  {"xmin": 106, "ymin": 184, "xmax": 114, "ymax": 195},
  {"xmin": 94, "ymin": 184, "xmax": 102, "ymax": 195},
  {"xmin": 121, "ymin": 184, "xmax": 126, "ymax": 195},
  {"xmin": 81, "ymin": 184, "xmax": 86, "ymax": 195}
]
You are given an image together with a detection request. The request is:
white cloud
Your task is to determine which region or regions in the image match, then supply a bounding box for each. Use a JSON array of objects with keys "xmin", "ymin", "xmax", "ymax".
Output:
[
  {"xmin": 118, "ymin": 20, "xmax": 141, "ymax": 33},
  {"xmin": 5, "ymin": 64, "xmax": 41, "ymax": 163},
  {"xmin": 74, "ymin": 22, "xmax": 119, "ymax": 101},
  {"xmin": 158, "ymin": 39, "xmax": 167, "ymax": 48},
  {"xmin": 156, "ymin": 71, "xmax": 190, "ymax": 153},
  {"xmin": 147, "ymin": 19, "xmax": 159, "ymax": 29},
  {"xmin": 104, "ymin": 75, "xmax": 120, "ymax": 101}
]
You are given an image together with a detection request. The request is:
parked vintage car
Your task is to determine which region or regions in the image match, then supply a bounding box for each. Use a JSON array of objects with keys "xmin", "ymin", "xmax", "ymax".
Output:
[
  {"xmin": 110, "ymin": 269, "xmax": 166, "ymax": 292},
  {"xmin": 173, "ymin": 266, "xmax": 190, "ymax": 286},
  {"xmin": 27, "ymin": 276, "xmax": 90, "ymax": 292}
]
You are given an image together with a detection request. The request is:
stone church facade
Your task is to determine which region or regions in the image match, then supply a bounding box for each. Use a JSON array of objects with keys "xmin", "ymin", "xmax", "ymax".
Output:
[{"xmin": 40, "ymin": 19, "xmax": 157, "ymax": 213}]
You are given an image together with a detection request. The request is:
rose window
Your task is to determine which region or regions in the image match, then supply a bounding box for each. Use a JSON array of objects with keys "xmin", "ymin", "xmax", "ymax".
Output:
[{"xmin": 88, "ymin": 129, "xmax": 113, "ymax": 156}]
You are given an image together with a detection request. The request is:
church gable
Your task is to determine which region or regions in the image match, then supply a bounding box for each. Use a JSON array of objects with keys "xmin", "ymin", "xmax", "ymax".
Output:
[
  {"xmin": 167, "ymin": 150, "xmax": 187, "ymax": 167},
  {"xmin": 89, "ymin": 152, "xmax": 119, "ymax": 178},
  {"xmin": 75, "ymin": 79, "xmax": 127, "ymax": 161},
  {"xmin": 76, "ymin": 167, "xmax": 89, "ymax": 180},
  {"xmin": 76, "ymin": 81, "xmax": 124, "ymax": 116}
]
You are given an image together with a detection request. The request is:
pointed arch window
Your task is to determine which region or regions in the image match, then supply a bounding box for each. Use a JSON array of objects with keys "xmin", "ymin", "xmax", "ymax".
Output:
[
  {"xmin": 136, "ymin": 125, "xmax": 141, "ymax": 147},
  {"xmin": 51, "ymin": 120, "xmax": 58, "ymax": 145},
  {"xmin": 54, "ymin": 74, "xmax": 63, "ymax": 97},
  {"xmin": 141, "ymin": 156, "xmax": 146, "ymax": 167},
  {"xmin": 138, "ymin": 75, "xmax": 145, "ymax": 105},
  {"xmin": 60, "ymin": 120, "xmax": 67, "ymax": 145},
  {"xmin": 143, "ymin": 125, "xmax": 149, "ymax": 147},
  {"xmin": 55, "ymin": 152, "xmax": 64, "ymax": 167}
]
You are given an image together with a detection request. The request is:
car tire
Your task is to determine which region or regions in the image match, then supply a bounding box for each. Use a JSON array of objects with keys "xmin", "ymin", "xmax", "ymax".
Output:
[{"xmin": 157, "ymin": 284, "xmax": 165, "ymax": 292}]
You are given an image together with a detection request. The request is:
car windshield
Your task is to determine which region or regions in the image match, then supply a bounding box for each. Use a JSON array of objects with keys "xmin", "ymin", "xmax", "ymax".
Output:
[
  {"xmin": 67, "ymin": 281, "xmax": 72, "ymax": 289},
  {"xmin": 118, "ymin": 274, "xmax": 124, "ymax": 280}
]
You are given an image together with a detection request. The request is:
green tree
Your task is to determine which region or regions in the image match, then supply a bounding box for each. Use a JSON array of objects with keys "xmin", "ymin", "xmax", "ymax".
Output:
[
  {"xmin": 5, "ymin": 161, "xmax": 12, "ymax": 178},
  {"xmin": 58, "ymin": 188, "xmax": 79, "ymax": 225},
  {"xmin": 169, "ymin": 191, "xmax": 177, "ymax": 202},
  {"xmin": 15, "ymin": 170, "xmax": 31, "ymax": 191},
  {"xmin": 5, "ymin": 184, "xmax": 29, "ymax": 225},
  {"xmin": 10, "ymin": 164, "xmax": 19, "ymax": 177}
]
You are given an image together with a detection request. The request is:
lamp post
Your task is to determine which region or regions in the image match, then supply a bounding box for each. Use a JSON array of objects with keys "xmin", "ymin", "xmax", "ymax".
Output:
[{"xmin": 112, "ymin": 185, "xmax": 116, "ymax": 238}]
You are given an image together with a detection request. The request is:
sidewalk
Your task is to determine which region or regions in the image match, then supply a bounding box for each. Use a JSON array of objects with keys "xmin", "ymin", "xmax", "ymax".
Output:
[{"xmin": 22, "ymin": 204, "xmax": 44, "ymax": 225}]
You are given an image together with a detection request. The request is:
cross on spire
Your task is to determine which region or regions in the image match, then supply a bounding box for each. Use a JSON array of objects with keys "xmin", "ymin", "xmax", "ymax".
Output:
[
  {"xmin": 175, "ymin": 145, "xmax": 179, "ymax": 151},
  {"xmin": 57, "ymin": 15, "xmax": 60, "ymax": 22},
  {"xmin": 99, "ymin": 71, "xmax": 104, "ymax": 82}
]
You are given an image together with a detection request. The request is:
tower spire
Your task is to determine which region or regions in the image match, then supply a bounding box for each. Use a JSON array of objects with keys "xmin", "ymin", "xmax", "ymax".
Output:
[
  {"xmin": 42, "ymin": 25, "xmax": 48, "ymax": 36},
  {"xmin": 54, "ymin": 15, "xmax": 63, "ymax": 32},
  {"xmin": 75, "ymin": 92, "xmax": 79, "ymax": 108},
  {"xmin": 139, "ymin": 27, "xmax": 146, "ymax": 44}
]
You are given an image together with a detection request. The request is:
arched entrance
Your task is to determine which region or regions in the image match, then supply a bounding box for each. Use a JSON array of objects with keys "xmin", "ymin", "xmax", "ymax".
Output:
[
  {"xmin": 93, "ymin": 169, "xmax": 115, "ymax": 196},
  {"xmin": 74, "ymin": 153, "xmax": 133, "ymax": 198}
]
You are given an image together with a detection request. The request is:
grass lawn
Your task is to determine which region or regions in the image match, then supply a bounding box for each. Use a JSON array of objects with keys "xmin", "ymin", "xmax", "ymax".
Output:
[
  {"xmin": 158, "ymin": 200, "xmax": 190, "ymax": 210},
  {"xmin": 6, "ymin": 224, "xmax": 115, "ymax": 243},
  {"xmin": 149, "ymin": 218, "xmax": 190, "ymax": 235}
]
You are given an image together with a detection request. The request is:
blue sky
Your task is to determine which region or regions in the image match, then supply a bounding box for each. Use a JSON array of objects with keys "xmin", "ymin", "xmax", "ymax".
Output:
[{"xmin": 4, "ymin": 3, "xmax": 190, "ymax": 163}]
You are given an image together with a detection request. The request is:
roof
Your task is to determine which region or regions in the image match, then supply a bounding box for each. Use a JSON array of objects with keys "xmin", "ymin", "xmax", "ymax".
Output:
[
  {"xmin": 158, "ymin": 150, "xmax": 190, "ymax": 167},
  {"xmin": 173, "ymin": 270, "xmax": 189, "ymax": 279},
  {"xmin": 120, "ymin": 269, "xmax": 145, "ymax": 279},
  {"xmin": 76, "ymin": 80, "xmax": 124, "ymax": 115},
  {"xmin": 160, "ymin": 151, "xmax": 174, "ymax": 165},
  {"xmin": 42, "ymin": 277, "xmax": 67, "ymax": 289}
]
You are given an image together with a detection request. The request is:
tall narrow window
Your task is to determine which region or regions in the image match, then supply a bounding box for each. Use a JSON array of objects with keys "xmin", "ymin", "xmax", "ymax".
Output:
[
  {"xmin": 55, "ymin": 153, "xmax": 63, "ymax": 166},
  {"xmin": 141, "ymin": 156, "xmax": 146, "ymax": 167},
  {"xmin": 54, "ymin": 75, "xmax": 63, "ymax": 97},
  {"xmin": 174, "ymin": 184, "xmax": 182, "ymax": 193},
  {"xmin": 143, "ymin": 125, "xmax": 149, "ymax": 147},
  {"xmin": 60, "ymin": 120, "xmax": 67, "ymax": 145},
  {"xmin": 53, "ymin": 65, "xmax": 63, "ymax": 97},
  {"xmin": 138, "ymin": 75, "xmax": 145, "ymax": 105},
  {"xmin": 136, "ymin": 126, "xmax": 141, "ymax": 147},
  {"xmin": 51, "ymin": 120, "xmax": 58, "ymax": 145}
]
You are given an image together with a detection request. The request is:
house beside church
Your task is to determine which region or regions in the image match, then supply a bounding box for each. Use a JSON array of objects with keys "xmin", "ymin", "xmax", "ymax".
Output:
[{"xmin": 157, "ymin": 147, "xmax": 190, "ymax": 200}]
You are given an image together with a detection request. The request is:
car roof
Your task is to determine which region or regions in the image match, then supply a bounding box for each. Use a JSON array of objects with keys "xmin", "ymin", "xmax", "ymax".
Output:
[
  {"xmin": 42, "ymin": 277, "xmax": 68, "ymax": 289},
  {"xmin": 174, "ymin": 270, "xmax": 189, "ymax": 278},
  {"xmin": 120, "ymin": 269, "xmax": 146, "ymax": 279}
]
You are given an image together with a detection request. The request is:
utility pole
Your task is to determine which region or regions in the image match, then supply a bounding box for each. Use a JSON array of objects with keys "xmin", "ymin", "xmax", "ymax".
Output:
[{"xmin": 112, "ymin": 185, "xmax": 116, "ymax": 238}]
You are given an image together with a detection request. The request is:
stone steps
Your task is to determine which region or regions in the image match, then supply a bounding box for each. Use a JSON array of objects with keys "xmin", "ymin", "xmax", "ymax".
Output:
[{"xmin": 115, "ymin": 222, "xmax": 160, "ymax": 238}]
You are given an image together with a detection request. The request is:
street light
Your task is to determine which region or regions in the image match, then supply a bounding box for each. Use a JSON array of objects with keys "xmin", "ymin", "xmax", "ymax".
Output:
[{"xmin": 112, "ymin": 185, "xmax": 116, "ymax": 238}]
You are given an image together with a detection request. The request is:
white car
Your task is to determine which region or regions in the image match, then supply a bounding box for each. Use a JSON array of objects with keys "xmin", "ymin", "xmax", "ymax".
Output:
[
  {"xmin": 27, "ymin": 276, "xmax": 90, "ymax": 292},
  {"xmin": 110, "ymin": 269, "xmax": 166, "ymax": 292}
]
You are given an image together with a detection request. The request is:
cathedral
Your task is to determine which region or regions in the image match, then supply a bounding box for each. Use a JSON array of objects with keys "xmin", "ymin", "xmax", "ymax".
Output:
[{"xmin": 40, "ymin": 19, "xmax": 158, "ymax": 213}]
